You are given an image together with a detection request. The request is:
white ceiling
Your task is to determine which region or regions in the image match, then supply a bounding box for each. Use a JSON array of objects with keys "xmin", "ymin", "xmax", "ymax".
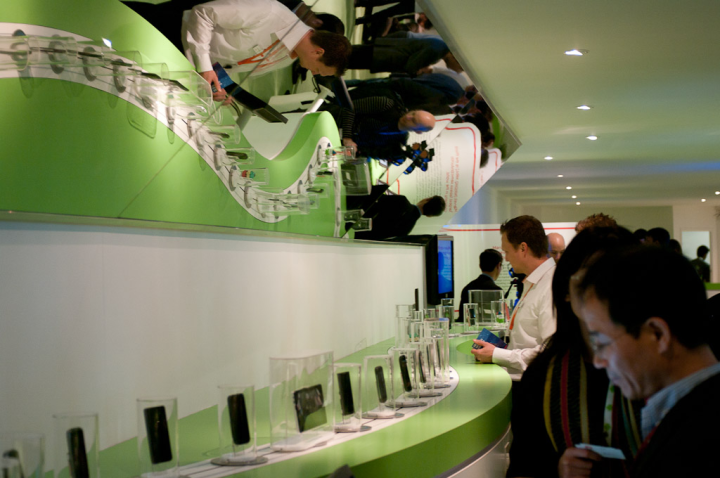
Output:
[{"xmin": 422, "ymin": 0, "xmax": 720, "ymax": 208}]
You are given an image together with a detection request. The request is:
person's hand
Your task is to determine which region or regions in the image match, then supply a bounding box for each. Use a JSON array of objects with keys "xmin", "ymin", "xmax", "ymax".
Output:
[
  {"xmin": 416, "ymin": 66, "xmax": 433, "ymax": 76},
  {"xmin": 471, "ymin": 339, "xmax": 495, "ymax": 363},
  {"xmin": 342, "ymin": 138, "xmax": 358, "ymax": 154},
  {"xmin": 557, "ymin": 447, "xmax": 602, "ymax": 478},
  {"xmin": 201, "ymin": 70, "xmax": 227, "ymax": 101}
]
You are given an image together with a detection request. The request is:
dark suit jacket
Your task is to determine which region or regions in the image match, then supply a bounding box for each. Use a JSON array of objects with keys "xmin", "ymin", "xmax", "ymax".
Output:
[
  {"xmin": 457, "ymin": 273, "xmax": 501, "ymax": 323},
  {"xmin": 353, "ymin": 195, "xmax": 420, "ymax": 241},
  {"xmin": 632, "ymin": 371, "xmax": 720, "ymax": 478}
]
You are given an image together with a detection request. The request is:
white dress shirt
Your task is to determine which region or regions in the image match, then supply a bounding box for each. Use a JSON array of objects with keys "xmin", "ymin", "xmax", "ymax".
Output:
[
  {"xmin": 181, "ymin": 0, "xmax": 311, "ymax": 75},
  {"xmin": 492, "ymin": 257, "xmax": 556, "ymax": 380}
]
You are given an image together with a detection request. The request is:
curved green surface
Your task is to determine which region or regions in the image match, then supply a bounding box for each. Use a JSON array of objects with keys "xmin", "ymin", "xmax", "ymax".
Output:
[
  {"xmin": 2, "ymin": 0, "xmax": 345, "ymax": 237},
  {"xmin": 96, "ymin": 337, "xmax": 511, "ymax": 478}
]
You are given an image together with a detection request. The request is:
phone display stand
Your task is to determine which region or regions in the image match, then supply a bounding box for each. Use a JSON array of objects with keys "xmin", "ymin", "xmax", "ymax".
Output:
[
  {"xmin": 229, "ymin": 167, "xmax": 269, "ymax": 190},
  {"xmin": 268, "ymin": 351, "xmax": 335, "ymax": 452},
  {"xmin": 27, "ymin": 36, "xmax": 79, "ymax": 71},
  {"xmin": 463, "ymin": 303, "xmax": 481, "ymax": 335},
  {"xmin": 390, "ymin": 348, "xmax": 427, "ymax": 408},
  {"xmin": 340, "ymin": 160, "xmax": 372, "ymax": 196},
  {"xmin": 131, "ymin": 63, "xmax": 170, "ymax": 106},
  {"xmin": 251, "ymin": 190, "xmax": 311, "ymax": 216},
  {"xmin": 89, "ymin": 49, "xmax": 143, "ymax": 92},
  {"xmin": 0, "ymin": 35, "xmax": 30, "ymax": 71},
  {"xmin": 438, "ymin": 299, "xmax": 458, "ymax": 335},
  {"xmin": 409, "ymin": 339, "xmax": 442, "ymax": 397},
  {"xmin": 394, "ymin": 305, "xmax": 414, "ymax": 347},
  {"xmin": 333, "ymin": 363, "xmax": 370, "ymax": 433},
  {"xmin": 469, "ymin": 290, "xmax": 505, "ymax": 328},
  {"xmin": 0, "ymin": 431, "xmax": 45, "ymax": 478},
  {"xmin": 2, "ymin": 457, "xmax": 20, "ymax": 478},
  {"xmin": 425, "ymin": 320, "xmax": 451, "ymax": 386},
  {"xmin": 211, "ymin": 385, "xmax": 267, "ymax": 466},
  {"xmin": 361, "ymin": 355, "xmax": 401, "ymax": 419},
  {"xmin": 137, "ymin": 397, "xmax": 182, "ymax": 478},
  {"xmin": 52, "ymin": 412, "xmax": 99, "ymax": 478},
  {"xmin": 349, "ymin": 217, "xmax": 372, "ymax": 232},
  {"xmin": 318, "ymin": 146, "xmax": 356, "ymax": 167}
]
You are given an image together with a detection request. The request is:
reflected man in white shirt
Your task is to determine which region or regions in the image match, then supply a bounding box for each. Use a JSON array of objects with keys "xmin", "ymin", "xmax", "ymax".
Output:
[{"xmin": 472, "ymin": 215, "xmax": 556, "ymax": 381}]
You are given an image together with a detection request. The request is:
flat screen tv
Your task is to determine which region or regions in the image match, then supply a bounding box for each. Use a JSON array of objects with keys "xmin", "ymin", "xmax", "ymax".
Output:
[{"xmin": 425, "ymin": 234, "xmax": 454, "ymax": 306}]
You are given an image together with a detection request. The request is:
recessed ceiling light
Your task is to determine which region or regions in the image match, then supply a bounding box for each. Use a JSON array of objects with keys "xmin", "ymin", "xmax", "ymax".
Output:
[
  {"xmin": 715, "ymin": 191, "xmax": 720, "ymax": 195},
  {"xmin": 587, "ymin": 135, "xmax": 598, "ymax": 140},
  {"xmin": 566, "ymin": 186, "xmax": 572, "ymax": 190},
  {"xmin": 545, "ymin": 156, "xmax": 553, "ymax": 160},
  {"xmin": 576, "ymin": 202, "xmax": 581, "ymax": 205},
  {"xmin": 572, "ymin": 195, "xmax": 577, "ymax": 199},
  {"xmin": 558, "ymin": 174, "xmax": 564, "ymax": 178},
  {"xmin": 702, "ymin": 199, "xmax": 707, "ymax": 202},
  {"xmin": 577, "ymin": 105, "xmax": 592, "ymax": 110},
  {"xmin": 565, "ymin": 49, "xmax": 587, "ymax": 56}
]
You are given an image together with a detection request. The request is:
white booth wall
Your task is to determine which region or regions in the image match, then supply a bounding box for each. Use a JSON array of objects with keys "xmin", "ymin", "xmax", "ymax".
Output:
[{"xmin": 0, "ymin": 221, "xmax": 424, "ymax": 457}]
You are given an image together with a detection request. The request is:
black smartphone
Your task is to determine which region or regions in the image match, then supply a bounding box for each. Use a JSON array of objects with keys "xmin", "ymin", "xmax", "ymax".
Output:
[
  {"xmin": 374, "ymin": 366, "xmax": 387, "ymax": 403},
  {"xmin": 143, "ymin": 406, "xmax": 173, "ymax": 465},
  {"xmin": 468, "ymin": 307, "xmax": 477, "ymax": 326},
  {"xmin": 399, "ymin": 355, "xmax": 412, "ymax": 393},
  {"xmin": 66, "ymin": 428, "xmax": 89, "ymax": 478},
  {"xmin": 2, "ymin": 449, "xmax": 24, "ymax": 478},
  {"xmin": 336, "ymin": 372, "xmax": 355, "ymax": 416},
  {"xmin": 418, "ymin": 351, "xmax": 427, "ymax": 383},
  {"xmin": 227, "ymin": 393, "xmax": 251, "ymax": 446},
  {"xmin": 293, "ymin": 384, "xmax": 327, "ymax": 433}
]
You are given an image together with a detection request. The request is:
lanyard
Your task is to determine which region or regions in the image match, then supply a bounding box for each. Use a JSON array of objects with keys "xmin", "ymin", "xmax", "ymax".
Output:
[
  {"xmin": 509, "ymin": 282, "xmax": 534, "ymax": 330},
  {"xmin": 236, "ymin": 39, "xmax": 282, "ymax": 66}
]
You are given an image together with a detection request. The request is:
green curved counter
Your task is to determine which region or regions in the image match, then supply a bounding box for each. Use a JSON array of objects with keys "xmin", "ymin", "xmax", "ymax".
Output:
[{"xmin": 98, "ymin": 336, "xmax": 511, "ymax": 478}]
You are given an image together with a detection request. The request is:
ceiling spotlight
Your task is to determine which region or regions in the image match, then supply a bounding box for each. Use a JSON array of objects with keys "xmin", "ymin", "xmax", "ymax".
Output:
[
  {"xmin": 565, "ymin": 49, "xmax": 587, "ymax": 56},
  {"xmin": 558, "ymin": 174, "xmax": 564, "ymax": 178},
  {"xmin": 566, "ymin": 186, "xmax": 572, "ymax": 190},
  {"xmin": 702, "ymin": 199, "xmax": 707, "ymax": 202},
  {"xmin": 577, "ymin": 105, "xmax": 592, "ymax": 110},
  {"xmin": 587, "ymin": 135, "xmax": 598, "ymax": 140},
  {"xmin": 576, "ymin": 202, "xmax": 581, "ymax": 205},
  {"xmin": 572, "ymin": 195, "xmax": 577, "ymax": 199},
  {"xmin": 715, "ymin": 191, "xmax": 720, "ymax": 195},
  {"xmin": 545, "ymin": 156, "xmax": 553, "ymax": 160}
]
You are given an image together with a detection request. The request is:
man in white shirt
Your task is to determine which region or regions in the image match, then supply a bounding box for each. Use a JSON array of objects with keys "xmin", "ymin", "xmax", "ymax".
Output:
[
  {"xmin": 472, "ymin": 215, "xmax": 556, "ymax": 381},
  {"xmin": 181, "ymin": 0, "xmax": 351, "ymax": 99}
]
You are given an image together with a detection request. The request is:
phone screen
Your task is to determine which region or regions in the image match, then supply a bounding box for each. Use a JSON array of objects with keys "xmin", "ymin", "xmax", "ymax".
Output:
[
  {"xmin": 227, "ymin": 394, "xmax": 251, "ymax": 446},
  {"xmin": 143, "ymin": 406, "xmax": 173, "ymax": 465},
  {"xmin": 293, "ymin": 384, "xmax": 327, "ymax": 432},
  {"xmin": 66, "ymin": 428, "xmax": 89, "ymax": 478},
  {"xmin": 399, "ymin": 355, "xmax": 412, "ymax": 392},
  {"xmin": 336, "ymin": 372, "xmax": 355, "ymax": 416},
  {"xmin": 418, "ymin": 351, "xmax": 427, "ymax": 383},
  {"xmin": 374, "ymin": 366, "xmax": 387, "ymax": 403}
]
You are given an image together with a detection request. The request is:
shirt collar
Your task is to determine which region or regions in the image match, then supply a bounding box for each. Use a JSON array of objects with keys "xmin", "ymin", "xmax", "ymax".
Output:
[
  {"xmin": 641, "ymin": 361, "xmax": 720, "ymax": 438},
  {"xmin": 274, "ymin": 21, "xmax": 312, "ymax": 51},
  {"xmin": 480, "ymin": 272, "xmax": 494, "ymax": 280},
  {"xmin": 524, "ymin": 257, "xmax": 555, "ymax": 285}
]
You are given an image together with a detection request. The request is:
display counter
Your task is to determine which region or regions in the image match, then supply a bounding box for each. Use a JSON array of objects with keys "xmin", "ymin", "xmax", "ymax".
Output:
[{"xmin": 93, "ymin": 337, "xmax": 511, "ymax": 478}]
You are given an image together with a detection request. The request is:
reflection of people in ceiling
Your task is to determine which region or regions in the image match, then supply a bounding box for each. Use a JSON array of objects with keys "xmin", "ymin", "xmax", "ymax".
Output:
[{"xmin": 122, "ymin": 0, "xmax": 351, "ymax": 99}]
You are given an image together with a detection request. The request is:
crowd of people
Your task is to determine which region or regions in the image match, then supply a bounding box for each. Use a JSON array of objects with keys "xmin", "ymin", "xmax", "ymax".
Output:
[{"xmin": 457, "ymin": 212, "xmax": 717, "ymax": 477}]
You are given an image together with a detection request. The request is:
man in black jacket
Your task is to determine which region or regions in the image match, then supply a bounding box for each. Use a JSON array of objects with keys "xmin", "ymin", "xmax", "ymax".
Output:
[
  {"xmin": 570, "ymin": 247, "xmax": 720, "ymax": 478},
  {"xmin": 353, "ymin": 193, "xmax": 444, "ymax": 241},
  {"xmin": 457, "ymin": 249, "xmax": 503, "ymax": 323}
]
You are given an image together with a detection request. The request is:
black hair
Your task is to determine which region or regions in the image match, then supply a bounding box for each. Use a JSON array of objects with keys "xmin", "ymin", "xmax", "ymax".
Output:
[
  {"xmin": 423, "ymin": 196, "xmax": 446, "ymax": 216},
  {"xmin": 633, "ymin": 228, "xmax": 648, "ymax": 243},
  {"xmin": 500, "ymin": 215, "xmax": 548, "ymax": 259},
  {"xmin": 698, "ymin": 245, "xmax": 710, "ymax": 257},
  {"xmin": 311, "ymin": 31, "xmax": 352, "ymax": 76},
  {"xmin": 646, "ymin": 227, "xmax": 671, "ymax": 246},
  {"xmin": 315, "ymin": 13, "xmax": 345, "ymax": 35},
  {"xmin": 480, "ymin": 249, "xmax": 503, "ymax": 272},
  {"xmin": 578, "ymin": 246, "xmax": 708, "ymax": 349}
]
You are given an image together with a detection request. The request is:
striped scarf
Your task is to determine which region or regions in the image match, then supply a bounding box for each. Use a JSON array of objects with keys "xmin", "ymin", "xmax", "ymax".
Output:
[{"xmin": 543, "ymin": 349, "xmax": 642, "ymax": 472}]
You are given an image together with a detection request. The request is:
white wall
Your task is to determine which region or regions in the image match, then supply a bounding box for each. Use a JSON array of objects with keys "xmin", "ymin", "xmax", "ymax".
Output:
[
  {"xmin": 0, "ymin": 222, "xmax": 424, "ymax": 458},
  {"xmin": 673, "ymin": 205, "xmax": 720, "ymax": 282}
]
